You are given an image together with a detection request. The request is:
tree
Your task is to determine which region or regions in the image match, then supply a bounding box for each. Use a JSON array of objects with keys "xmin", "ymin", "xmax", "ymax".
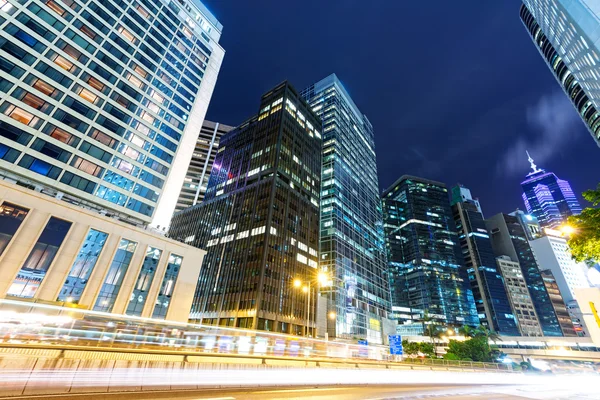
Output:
[
  {"xmin": 458, "ymin": 325, "xmax": 475, "ymax": 338},
  {"xmin": 566, "ymin": 184, "xmax": 600, "ymax": 262},
  {"xmin": 474, "ymin": 325, "xmax": 501, "ymax": 343}
]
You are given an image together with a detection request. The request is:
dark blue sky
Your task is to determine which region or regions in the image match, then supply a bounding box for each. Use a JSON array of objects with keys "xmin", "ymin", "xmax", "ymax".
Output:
[{"xmin": 202, "ymin": 0, "xmax": 598, "ymax": 216}]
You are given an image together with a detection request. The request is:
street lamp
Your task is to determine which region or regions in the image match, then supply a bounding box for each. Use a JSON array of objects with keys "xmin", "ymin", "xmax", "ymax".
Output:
[
  {"xmin": 328, "ymin": 311, "xmax": 336, "ymax": 320},
  {"xmin": 293, "ymin": 271, "xmax": 331, "ymax": 337},
  {"xmin": 447, "ymin": 329, "xmax": 454, "ymax": 336},
  {"xmin": 560, "ymin": 225, "xmax": 576, "ymax": 236}
]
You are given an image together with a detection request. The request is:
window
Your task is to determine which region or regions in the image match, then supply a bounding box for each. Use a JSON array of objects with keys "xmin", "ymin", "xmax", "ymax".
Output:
[
  {"xmin": 7, "ymin": 217, "xmax": 72, "ymax": 298},
  {"xmin": 71, "ymin": 156, "xmax": 103, "ymax": 177},
  {"xmin": 88, "ymin": 129, "xmax": 117, "ymax": 148},
  {"xmin": 126, "ymin": 247, "xmax": 162, "ymax": 316},
  {"xmin": 57, "ymin": 229, "xmax": 108, "ymax": 303},
  {"xmin": 94, "ymin": 239, "xmax": 137, "ymax": 312},
  {"xmin": 42, "ymin": 124, "xmax": 80, "ymax": 147},
  {"xmin": 31, "ymin": 138, "xmax": 71, "ymax": 162},
  {"xmin": 103, "ymin": 170, "xmax": 133, "ymax": 191},
  {"xmin": 0, "ymin": 143, "xmax": 20, "ymax": 163},
  {"xmin": 95, "ymin": 185, "xmax": 127, "ymax": 206},
  {"xmin": 79, "ymin": 141, "xmax": 111, "ymax": 162},
  {"xmin": 0, "ymin": 202, "xmax": 29, "ymax": 257},
  {"xmin": 18, "ymin": 155, "xmax": 62, "ymax": 179},
  {"xmin": 152, "ymin": 254, "xmax": 182, "ymax": 319},
  {"xmin": 78, "ymin": 88, "xmax": 98, "ymax": 104},
  {"xmin": 28, "ymin": 77, "xmax": 60, "ymax": 99},
  {"xmin": 60, "ymin": 171, "xmax": 96, "ymax": 193},
  {"xmin": 2, "ymin": 103, "xmax": 40, "ymax": 126}
]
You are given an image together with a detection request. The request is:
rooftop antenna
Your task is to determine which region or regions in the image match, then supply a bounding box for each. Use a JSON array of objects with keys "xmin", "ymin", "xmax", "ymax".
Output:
[{"xmin": 526, "ymin": 150, "xmax": 541, "ymax": 174}]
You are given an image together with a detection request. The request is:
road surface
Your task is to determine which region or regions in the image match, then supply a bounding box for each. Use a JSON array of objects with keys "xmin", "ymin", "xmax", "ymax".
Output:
[{"xmin": 3, "ymin": 384, "xmax": 600, "ymax": 400}]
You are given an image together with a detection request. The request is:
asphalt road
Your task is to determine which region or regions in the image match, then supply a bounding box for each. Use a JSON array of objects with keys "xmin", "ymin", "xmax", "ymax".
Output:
[{"xmin": 5, "ymin": 384, "xmax": 600, "ymax": 400}]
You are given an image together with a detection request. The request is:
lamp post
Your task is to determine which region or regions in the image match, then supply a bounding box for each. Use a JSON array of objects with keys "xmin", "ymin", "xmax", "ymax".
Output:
[{"xmin": 293, "ymin": 272, "xmax": 330, "ymax": 337}]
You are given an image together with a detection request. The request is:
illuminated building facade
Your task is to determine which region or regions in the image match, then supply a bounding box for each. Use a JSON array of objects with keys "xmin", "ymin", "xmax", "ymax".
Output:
[
  {"xmin": 521, "ymin": 1, "xmax": 600, "ymax": 146},
  {"xmin": 520, "ymin": 153, "xmax": 581, "ymax": 228},
  {"xmin": 540, "ymin": 269, "xmax": 578, "ymax": 336},
  {"xmin": 495, "ymin": 256, "xmax": 543, "ymax": 336},
  {"xmin": 174, "ymin": 120, "xmax": 233, "ymax": 213},
  {"xmin": 0, "ymin": 0, "xmax": 224, "ymax": 228},
  {"xmin": 451, "ymin": 185, "xmax": 519, "ymax": 335},
  {"xmin": 0, "ymin": 179, "xmax": 204, "ymax": 322},
  {"xmin": 301, "ymin": 74, "xmax": 392, "ymax": 344},
  {"xmin": 486, "ymin": 213, "xmax": 563, "ymax": 336},
  {"xmin": 169, "ymin": 82, "xmax": 322, "ymax": 335},
  {"xmin": 382, "ymin": 176, "xmax": 479, "ymax": 328}
]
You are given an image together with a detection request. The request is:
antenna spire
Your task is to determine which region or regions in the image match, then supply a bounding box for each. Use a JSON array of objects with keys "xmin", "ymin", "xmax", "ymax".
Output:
[{"xmin": 526, "ymin": 150, "xmax": 540, "ymax": 174}]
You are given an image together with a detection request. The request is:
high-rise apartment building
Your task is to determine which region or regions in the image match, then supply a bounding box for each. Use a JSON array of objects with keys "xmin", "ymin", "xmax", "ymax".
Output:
[
  {"xmin": 301, "ymin": 74, "xmax": 392, "ymax": 344},
  {"xmin": 169, "ymin": 82, "xmax": 322, "ymax": 335},
  {"xmin": 451, "ymin": 185, "xmax": 519, "ymax": 335},
  {"xmin": 382, "ymin": 176, "xmax": 479, "ymax": 328},
  {"xmin": 486, "ymin": 213, "xmax": 563, "ymax": 336},
  {"xmin": 520, "ymin": 154, "xmax": 581, "ymax": 228},
  {"xmin": 520, "ymin": 1, "xmax": 600, "ymax": 146},
  {"xmin": 174, "ymin": 120, "xmax": 232, "ymax": 213},
  {"xmin": 0, "ymin": 0, "xmax": 224, "ymax": 228},
  {"xmin": 530, "ymin": 228, "xmax": 590, "ymax": 303},
  {"xmin": 495, "ymin": 256, "xmax": 543, "ymax": 336}
]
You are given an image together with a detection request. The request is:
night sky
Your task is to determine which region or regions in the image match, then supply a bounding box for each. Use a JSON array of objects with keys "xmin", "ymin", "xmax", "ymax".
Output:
[{"xmin": 202, "ymin": 0, "xmax": 598, "ymax": 217}]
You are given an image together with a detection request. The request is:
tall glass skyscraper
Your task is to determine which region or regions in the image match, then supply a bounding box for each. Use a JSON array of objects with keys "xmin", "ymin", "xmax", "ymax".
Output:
[
  {"xmin": 451, "ymin": 185, "xmax": 520, "ymax": 335},
  {"xmin": 169, "ymin": 82, "xmax": 322, "ymax": 335},
  {"xmin": 382, "ymin": 176, "xmax": 479, "ymax": 328},
  {"xmin": 301, "ymin": 74, "xmax": 392, "ymax": 344},
  {"xmin": 520, "ymin": 1, "xmax": 600, "ymax": 146},
  {"xmin": 0, "ymin": 0, "xmax": 224, "ymax": 227},
  {"xmin": 521, "ymin": 153, "xmax": 581, "ymax": 228},
  {"xmin": 486, "ymin": 213, "xmax": 563, "ymax": 336}
]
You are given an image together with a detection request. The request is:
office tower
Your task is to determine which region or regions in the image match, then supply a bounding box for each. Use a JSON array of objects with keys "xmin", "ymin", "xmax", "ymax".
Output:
[
  {"xmin": 0, "ymin": 0, "xmax": 224, "ymax": 228},
  {"xmin": 301, "ymin": 74, "xmax": 392, "ymax": 344},
  {"xmin": 169, "ymin": 82, "xmax": 322, "ymax": 335},
  {"xmin": 540, "ymin": 269, "xmax": 577, "ymax": 336},
  {"xmin": 486, "ymin": 213, "xmax": 563, "ymax": 336},
  {"xmin": 451, "ymin": 185, "xmax": 520, "ymax": 335},
  {"xmin": 382, "ymin": 176, "xmax": 479, "ymax": 329},
  {"xmin": 530, "ymin": 228, "xmax": 590, "ymax": 303},
  {"xmin": 451, "ymin": 184, "xmax": 482, "ymax": 214},
  {"xmin": 520, "ymin": 1, "xmax": 600, "ymax": 146},
  {"xmin": 495, "ymin": 256, "xmax": 543, "ymax": 336},
  {"xmin": 174, "ymin": 120, "xmax": 233, "ymax": 213},
  {"xmin": 0, "ymin": 179, "xmax": 204, "ymax": 322},
  {"xmin": 520, "ymin": 153, "xmax": 581, "ymax": 228}
]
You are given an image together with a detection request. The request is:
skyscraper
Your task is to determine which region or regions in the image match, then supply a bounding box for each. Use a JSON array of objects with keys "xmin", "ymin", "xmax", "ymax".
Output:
[
  {"xmin": 174, "ymin": 120, "xmax": 233, "ymax": 213},
  {"xmin": 495, "ymin": 256, "xmax": 543, "ymax": 336},
  {"xmin": 451, "ymin": 185, "xmax": 520, "ymax": 335},
  {"xmin": 520, "ymin": 1, "xmax": 600, "ymax": 146},
  {"xmin": 301, "ymin": 74, "xmax": 392, "ymax": 344},
  {"xmin": 0, "ymin": 0, "xmax": 224, "ymax": 228},
  {"xmin": 530, "ymin": 228, "xmax": 590, "ymax": 303},
  {"xmin": 169, "ymin": 82, "xmax": 322, "ymax": 335},
  {"xmin": 382, "ymin": 176, "xmax": 479, "ymax": 329},
  {"xmin": 486, "ymin": 213, "xmax": 563, "ymax": 336},
  {"xmin": 540, "ymin": 269, "xmax": 578, "ymax": 336},
  {"xmin": 521, "ymin": 153, "xmax": 581, "ymax": 228}
]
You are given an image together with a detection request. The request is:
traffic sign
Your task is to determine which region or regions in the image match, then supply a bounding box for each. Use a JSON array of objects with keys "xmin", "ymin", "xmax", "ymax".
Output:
[{"xmin": 389, "ymin": 334, "xmax": 403, "ymax": 355}]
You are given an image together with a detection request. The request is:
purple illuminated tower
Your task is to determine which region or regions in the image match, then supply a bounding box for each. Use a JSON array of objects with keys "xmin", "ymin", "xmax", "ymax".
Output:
[{"xmin": 520, "ymin": 152, "xmax": 581, "ymax": 228}]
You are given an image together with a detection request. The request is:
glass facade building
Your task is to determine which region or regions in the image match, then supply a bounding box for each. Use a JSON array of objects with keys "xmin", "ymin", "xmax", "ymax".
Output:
[
  {"xmin": 169, "ymin": 82, "xmax": 322, "ymax": 335},
  {"xmin": 382, "ymin": 176, "xmax": 479, "ymax": 328},
  {"xmin": 301, "ymin": 74, "xmax": 392, "ymax": 344},
  {"xmin": 451, "ymin": 185, "xmax": 519, "ymax": 335},
  {"xmin": 520, "ymin": 154, "xmax": 581, "ymax": 228},
  {"xmin": 174, "ymin": 120, "xmax": 233, "ymax": 213},
  {"xmin": 0, "ymin": 0, "xmax": 224, "ymax": 228},
  {"xmin": 520, "ymin": 1, "xmax": 600, "ymax": 146},
  {"xmin": 486, "ymin": 213, "xmax": 563, "ymax": 336}
]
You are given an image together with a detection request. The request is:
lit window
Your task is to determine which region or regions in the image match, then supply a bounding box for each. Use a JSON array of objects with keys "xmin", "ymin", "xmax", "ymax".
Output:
[
  {"xmin": 4, "ymin": 104, "xmax": 38, "ymax": 126},
  {"xmin": 54, "ymin": 55, "xmax": 74, "ymax": 71},
  {"xmin": 32, "ymin": 79, "xmax": 56, "ymax": 97},
  {"xmin": 127, "ymin": 74, "xmax": 144, "ymax": 88},
  {"xmin": 86, "ymin": 76, "xmax": 105, "ymax": 92},
  {"xmin": 297, "ymin": 254, "xmax": 307, "ymax": 264},
  {"xmin": 79, "ymin": 88, "xmax": 98, "ymax": 103},
  {"xmin": 118, "ymin": 26, "xmax": 136, "ymax": 43}
]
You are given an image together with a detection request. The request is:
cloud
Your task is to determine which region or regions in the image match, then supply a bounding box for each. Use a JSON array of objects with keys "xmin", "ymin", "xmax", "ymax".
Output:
[{"xmin": 497, "ymin": 91, "xmax": 583, "ymax": 176}]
